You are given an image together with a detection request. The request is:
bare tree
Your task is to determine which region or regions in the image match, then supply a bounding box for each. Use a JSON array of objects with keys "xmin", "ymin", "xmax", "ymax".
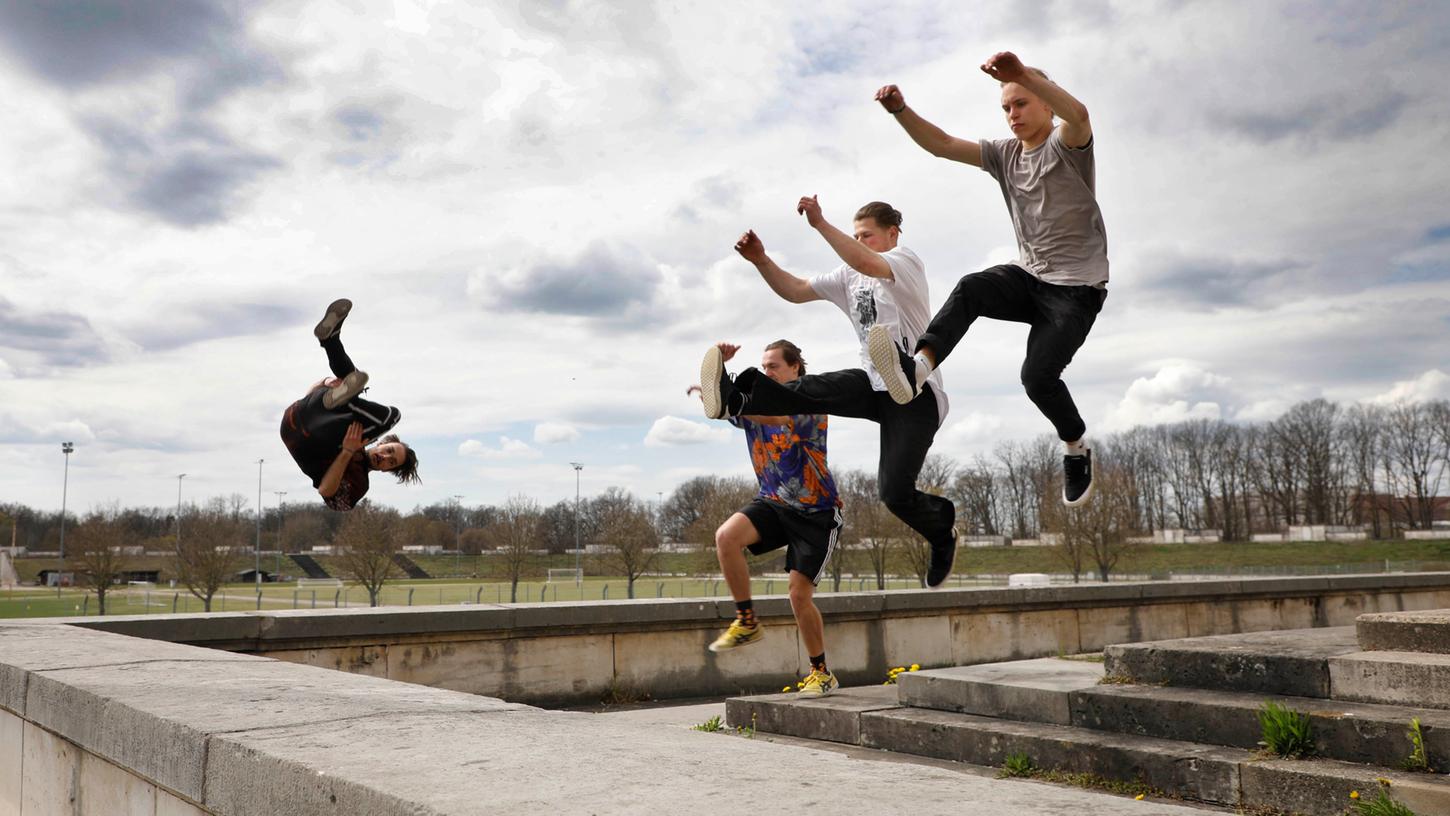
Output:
[
  {"xmin": 334, "ymin": 503, "xmax": 402, "ymax": 606},
  {"xmin": 1081, "ymin": 465, "xmax": 1141, "ymax": 581},
  {"xmin": 70, "ymin": 505, "xmax": 137, "ymax": 615},
  {"xmin": 950, "ymin": 456, "xmax": 1001, "ymax": 536},
  {"xmin": 680, "ymin": 476, "xmax": 756, "ymax": 578},
  {"xmin": 593, "ymin": 488, "xmax": 660, "ymax": 599},
  {"xmin": 485, "ymin": 495, "xmax": 542, "ymax": 603},
  {"xmin": 838, "ymin": 470, "xmax": 894, "ymax": 589},
  {"xmin": 1383, "ymin": 401, "xmax": 1447, "ymax": 530},
  {"xmin": 1342, "ymin": 404, "xmax": 1388, "ymax": 538},
  {"xmin": 173, "ymin": 500, "xmax": 248, "ymax": 612}
]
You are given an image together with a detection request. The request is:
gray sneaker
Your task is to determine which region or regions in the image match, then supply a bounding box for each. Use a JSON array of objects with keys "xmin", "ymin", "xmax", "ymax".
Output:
[
  {"xmin": 314, "ymin": 298, "xmax": 353, "ymax": 342},
  {"xmin": 322, "ymin": 369, "xmax": 369, "ymax": 410}
]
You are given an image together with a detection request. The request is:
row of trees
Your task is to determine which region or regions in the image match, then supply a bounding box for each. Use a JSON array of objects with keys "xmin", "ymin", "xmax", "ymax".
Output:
[{"xmin": 8, "ymin": 398, "xmax": 1448, "ymax": 604}]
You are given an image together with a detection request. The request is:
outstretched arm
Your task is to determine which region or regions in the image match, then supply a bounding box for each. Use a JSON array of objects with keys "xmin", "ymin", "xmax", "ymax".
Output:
[
  {"xmin": 318, "ymin": 422, "xmax": 365, "ymax": 499},
  {"xmin": 982, "ymin": 51, "xmax": 1091, "ymax": 148},
  {"xmin": 734, "ymin": 230, "xmax": 821, "ymax": 304},
  {"xmin": 875, "ymin": 84, "xmax": 982, "ymax": 167},
  {"xmin": 797, "ymin": 195, "xmax": 892, "ymax": 280}
]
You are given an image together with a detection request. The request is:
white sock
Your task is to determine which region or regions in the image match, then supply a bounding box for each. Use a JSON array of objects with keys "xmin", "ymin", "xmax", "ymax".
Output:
[
  {"xmin": 1065, "ymin": 439, "xmax": 1088, "ymax": 457},
  {"xmin": 912, "ymin": 353, "xmax": 933, "ymax": 384}
]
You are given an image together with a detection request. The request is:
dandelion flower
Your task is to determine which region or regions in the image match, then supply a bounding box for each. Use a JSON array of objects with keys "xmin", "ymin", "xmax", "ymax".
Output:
[
  {"xmin": 782, "ymin": 686, "xmax": 792, "ymax": 693},
  {"xmin": 1134, "ymin": 794, "xmax": 1144, "ymax": 801},
  {"xmin": 1349, "ymin": 791, "xmax": 1360, "ymax": 800},
  {"xmin": 910, "ymin": 664, "xmax": 921, "ymax": 671}
]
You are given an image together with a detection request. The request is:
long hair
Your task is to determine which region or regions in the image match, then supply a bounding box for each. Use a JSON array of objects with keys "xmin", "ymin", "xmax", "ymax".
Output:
[{"xmin": 379, "ymin": 434, "xmax": 421, "ymax": 484}]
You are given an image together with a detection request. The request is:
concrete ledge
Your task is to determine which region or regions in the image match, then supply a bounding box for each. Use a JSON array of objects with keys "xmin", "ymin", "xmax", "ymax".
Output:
[
  {"xmin": 1240, "ymin": 758, "xmax": 1450, "ymax": 816},
  {"xmin": 1357, "ymin": 610, "xmax": 1450, "ymax": 653},
  {"xmin": 896, "ymin": 658, "xmax": 1103, "ymax": 725},
  {"xmin": 1104, "ymin": 627, "xmax": 1360, "ymax": 697},
  {"xmin": 1329, "ymin": 650, "xmax": 1450, "ymax": 709},
  {"xmin": 724, "ymin": 685, "xmax": 899, "ymax": 744}
]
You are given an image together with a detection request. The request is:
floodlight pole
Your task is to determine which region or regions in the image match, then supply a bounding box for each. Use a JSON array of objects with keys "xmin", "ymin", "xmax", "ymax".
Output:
[
  {"xmin": 255, "ymin": 459, "xmax": 264, "ymax": 589},
  {"xmin": 571, "ymin": 463, "xmax": 583, "ymax": 586},
  {"xmin": 58, "ymin": 442, "xmax": 74, "ymax": 598}
]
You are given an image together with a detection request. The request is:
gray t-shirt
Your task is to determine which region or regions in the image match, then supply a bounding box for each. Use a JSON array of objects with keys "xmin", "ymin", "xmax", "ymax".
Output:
[{"xmin": 979, "ymin": 128, "xmax": 1109, "ymax": 287}]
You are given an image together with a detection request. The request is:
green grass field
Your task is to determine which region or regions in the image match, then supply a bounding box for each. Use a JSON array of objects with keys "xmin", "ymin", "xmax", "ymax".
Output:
[{"xmin": 6, "ymin": 537, "xmax": 1449, "ymax": 620}]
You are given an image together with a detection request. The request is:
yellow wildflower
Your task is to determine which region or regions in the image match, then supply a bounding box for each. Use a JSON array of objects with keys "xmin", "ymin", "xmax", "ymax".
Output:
[
  {"xmin": 910, "ymin": 664, "xmax": 921, "ymax": 671},
  {"xmin": 1349, "ymin": 791, "xmax": 1360, "ymax": 800},
  {"xmin": 1134, "ymin": 794, "xmax": 1144, "ymax": 801},
  {"xmin": 782, "ymin": 686, "xmax": 792, "ymax": 693}
]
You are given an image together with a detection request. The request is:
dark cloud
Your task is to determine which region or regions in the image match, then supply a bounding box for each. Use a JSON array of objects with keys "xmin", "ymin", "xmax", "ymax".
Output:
[
  {"xmin": 1135, "ymin": 253, "xmax": 1310, "ymax": 309},
  {"xmin": 0, "ymin": 1, "xmax": 284, "ymax": 227},
  {"xmin": 0, "ymin": 297, "xmax": 108, "ymax": 367},
  {"xmin": 121, "ymin": 300, "xmax": 308, "ymax": 352},
  {"xmin": 334, "ymin": 105, "xmax": 385, "ymax": 142},
  {"xmin": 1212, "ymin": 90, "xmax": 1409, "ymax": 145},
  {"xmin": 479, "ymin": 243, "xmax": 662, "ymax": 323},
  {"xmin": 673, "ymin": 175, "xmax": 742, "ymax": 223}
]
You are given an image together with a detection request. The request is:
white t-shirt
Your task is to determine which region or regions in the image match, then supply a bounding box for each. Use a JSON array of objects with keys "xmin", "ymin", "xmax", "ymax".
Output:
[{"xmin": 809, "ymin": 246, "xmax": 949, "ymax": 426}]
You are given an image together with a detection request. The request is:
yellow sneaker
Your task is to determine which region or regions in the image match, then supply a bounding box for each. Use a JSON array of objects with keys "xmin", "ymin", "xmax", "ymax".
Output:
[
  {"xmin": 708, "ymin": 619, "xmax": 763, "ymax": 653},
  {"xmin": 797, "ymin": 668, "xmax": 838, "ymax": 696}
]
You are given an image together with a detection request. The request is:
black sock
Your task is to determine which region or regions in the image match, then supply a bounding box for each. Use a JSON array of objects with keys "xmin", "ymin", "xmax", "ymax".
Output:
[
  {"xmin": 735, "ymin": 600, "xmax": 756, "ymax": 626},
  {"xmin": 321, "ymin": 335, "xmax": 356, "ymax": 379},
  {"xmin": 810, "ymin": 652, "xmax": 827, "ymax": 673}
]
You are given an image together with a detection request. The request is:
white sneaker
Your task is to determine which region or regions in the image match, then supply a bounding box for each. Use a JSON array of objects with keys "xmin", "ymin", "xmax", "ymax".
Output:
[
  {"xmin": 867, "ymin": 325, "xmax": 923, "ymax": 405},
  {"xmin": 699, "ymin": 346, "xmax": 726, "ymax": 419}
]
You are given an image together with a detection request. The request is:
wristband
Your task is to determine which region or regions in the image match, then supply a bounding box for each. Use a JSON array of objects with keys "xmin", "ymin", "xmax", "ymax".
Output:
[{"xmin": 888, "ymin": 104, "xmax": 906, "ymax": 115}]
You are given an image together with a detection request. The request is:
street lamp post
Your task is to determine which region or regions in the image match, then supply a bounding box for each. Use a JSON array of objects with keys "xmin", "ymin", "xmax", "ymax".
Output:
[
  {"xmin": 255, "ymin": 459, "xmax": 264, "ymax": 589},
  {"xmin": 176, "ymin": 473, "xmax": 187, "ymax": 543},
  {"xmin": 452, "ymin": 494, "xmax": 464, "ymax": 576},
  {"xmin": 274, "ymin": 491, "xmax": 287, "ymax": 577},
  {"xmin": 570, "ymin": 463, "xmax": 583, "ymax": 587},
  {"xmin": 58, "ymin": 442, "xmax": 74, "ymax": 598}
]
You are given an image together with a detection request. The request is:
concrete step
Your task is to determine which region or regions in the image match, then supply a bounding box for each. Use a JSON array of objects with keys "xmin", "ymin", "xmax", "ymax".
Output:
[
  {"xmin": 1357, "ymin": 610, "xmax": 1450, "ymax": 653},
  {"xmin": 1329, "ymin": 649, "xmax": 1450, "ymax": 710},
  {"xmin": 896, "ymin": 656, "xmax": 1104, "ymax": 724},
  {"xmin": 902, "ymin": 654, "xmax": 1450, "ymax": 768},
  {"xmin": 1104, "ymin": 626, "xmax": 1359, "ymax": 697},
  {"xmin": 1073, "ymin": 683, "xmax": 1450, "ymax": 769},
  {"xmin": 726, "ymin": 687, "xmax": 1450, "ymax": 815}
]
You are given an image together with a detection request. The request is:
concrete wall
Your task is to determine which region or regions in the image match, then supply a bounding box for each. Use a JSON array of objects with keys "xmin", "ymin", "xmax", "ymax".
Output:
[{"xmin": 58, "ymin": 572, "xmax": 1450, "ymax": 706}]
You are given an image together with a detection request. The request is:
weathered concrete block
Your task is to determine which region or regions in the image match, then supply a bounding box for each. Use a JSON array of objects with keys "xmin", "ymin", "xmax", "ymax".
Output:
[
  {"xmin": 255, "ymin": 605, "xmax": 516, "ymax": 643},
  {"xmin": 1105, "ymin": 628, "xmax": 1358, "ymax": 697},
  {"xmin": 1078, "ymin": 603, "xmax": 1187, "ymax": 650},
  {"xmin": 615, "ymin": 625, "xmax": 800, "ymax": 699},
  {"xmin": 860, "ymin": 707, "xmax": 1244, "ymax": 803},
  {"xmin": 812, "ymin": 592, "xmax": 886, "ymax": 617},
  {"xmin": 952, "ymin": 608, "xmax": 1080, "ymax": 664},
  {"xmin": 898, "ymin": 658, "xmax": 1103, "ymax": 724},
  {"xmin": 72, "ymin": 613, "xmax": 263, "ymax": 646},
  {"xmin": 1072, "ymin": 684, "xmax": 1450, "ymax": 768},
  {"xmin": 270, "ymin": 644, "xmax": 389, "ymax": 678},
  {"xmin": 513, "ymin": 598, "xmax": 719, "ymax": 630},
  {"xmin": 1321, "ymin": 592, "xmax": 1388, "ymax": 627},
  {"xmin": 1240, "ymin": 758, "xmax": 1450, "ymax": 816},
  {"xmin": 385, "ymin": 634, "xmax": 614, "ymax": 704},
  {"xmin": 22, "ymin": 721, "xmax": 77, "ymax": 816},
  {"xmin": 879, "ymin": 615, "xmax": 951, "ymax": 671},
  {"xmin": 1356, "ymin": 610, "xmax": 1450, "ymax": 654},
  {"xmin": 725, "ymin": 686, "xmax": 899, "ymax": 743},
  {"xmin": 78, "ymin": 752, "xmax": 156, "ymax": 816},
  {"xmin": 156, "ymin": 789, "xmax": 210, "ymax": 816},
  {"xmin": 0, "ymin": 709, "xmax": 22, "ymax": 815},
  {"xmin": 1329, "ymin": 650, "xmax": 1450, "ymax": 709}
]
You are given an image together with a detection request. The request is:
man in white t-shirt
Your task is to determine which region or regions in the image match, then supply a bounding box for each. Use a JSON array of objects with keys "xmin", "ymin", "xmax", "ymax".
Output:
[
  {"xmin": 867, "ymin": 51, "xmax": 1108, "ymax": 507},
  {"xmin": 698, "ymin": 197, "xmax": 958, "ymax": 588}
]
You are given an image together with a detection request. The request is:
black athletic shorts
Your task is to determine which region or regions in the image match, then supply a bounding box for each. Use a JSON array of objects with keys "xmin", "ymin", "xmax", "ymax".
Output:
[{"xmin": 740, "ymin": 498, "xmax": 843, "ymax": 586}]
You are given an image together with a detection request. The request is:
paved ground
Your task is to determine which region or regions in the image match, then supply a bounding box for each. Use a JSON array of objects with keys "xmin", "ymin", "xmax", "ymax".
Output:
[{"xmin": 595, "ymin": 698, "xmax": 1229, "ymax": 814}]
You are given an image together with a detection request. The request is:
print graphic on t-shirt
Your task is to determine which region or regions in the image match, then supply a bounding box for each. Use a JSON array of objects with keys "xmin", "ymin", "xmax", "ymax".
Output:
[{"xmin": 852, "ymin": 286, "xmax": 877, "ymax": 333}]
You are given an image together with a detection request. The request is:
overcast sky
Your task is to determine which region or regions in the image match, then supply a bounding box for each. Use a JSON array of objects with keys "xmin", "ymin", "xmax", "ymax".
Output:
[{"xmin": 2, "ymin": 0, "xmax": 1447, "ymax": 515}]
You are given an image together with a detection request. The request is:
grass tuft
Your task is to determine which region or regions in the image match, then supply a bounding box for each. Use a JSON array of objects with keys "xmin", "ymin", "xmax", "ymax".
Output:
[{"xmin": 1257, "ymin": 700, "xmax": 1315, "ymax": 758}]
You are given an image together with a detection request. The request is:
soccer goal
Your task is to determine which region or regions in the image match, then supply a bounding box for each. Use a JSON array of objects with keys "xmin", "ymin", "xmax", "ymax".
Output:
[{"xmin": 547, "ymin": 568, "xmax": 582, "ymax": 585}]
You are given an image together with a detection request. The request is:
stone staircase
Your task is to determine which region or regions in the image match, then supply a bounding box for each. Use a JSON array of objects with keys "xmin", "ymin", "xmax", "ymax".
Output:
[{"xmin": 726, "ymin": 611, "xmax": 1450, "ymax": 815}]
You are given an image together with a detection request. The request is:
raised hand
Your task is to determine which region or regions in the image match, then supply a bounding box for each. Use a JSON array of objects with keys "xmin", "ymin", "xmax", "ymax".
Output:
[
  {"xmin": 734, "ymin": 230, "xmax": 767, "ymax": 264},
  {"xmin": 796, "ymin": 195, "xmax": 824, "ymax": 228},
  {"xmin": 716, "ymin": 342, "xmax": 740, "ymax": 362},
  {"xmin": 341, "ymin": 421, "xmax": 365, "ymax": 454},
  {"xmin": 981, "ymin": 51, "xmax": 1026, "ymax": 83},
  {"xmin": 875, "ymin": 84, "xmax": 905, "ymax": 113}
]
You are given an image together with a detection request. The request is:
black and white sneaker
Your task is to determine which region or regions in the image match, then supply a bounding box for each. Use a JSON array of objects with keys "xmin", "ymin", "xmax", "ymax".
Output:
[
  {"xmin": 926, "ymin": 528, "xmax": 958, "ymax": 589},
  {"xmin": 699, "ymin": 347, "xmax": 747, "ymax": 420},
  {"xmin": 867, "ymin": 325, "xmax": 921, "ymax": 405},
  {"xmin": 1063, "ymin": 449, "xmax": 1094, "ymax": 506},
  {"xmin": 322, "ymin": 369, "xmax": 369, "ymax": 410},
  {"xmin": 314, "ymin": 298, "xmax": 353, "ymax": 342}
]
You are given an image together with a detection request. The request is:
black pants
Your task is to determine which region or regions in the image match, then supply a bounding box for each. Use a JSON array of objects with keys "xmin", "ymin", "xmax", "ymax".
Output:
[
  {"xmin": 916, "ymin": 264, "xmax": 1105, "ymax": 442},
  {"xmin": 734, "ymin": 368, "xmax": 955, "ymax": 546},
  {"xmin": 319, "ymin": 335, "xmax": 395, "ymax": 438}
]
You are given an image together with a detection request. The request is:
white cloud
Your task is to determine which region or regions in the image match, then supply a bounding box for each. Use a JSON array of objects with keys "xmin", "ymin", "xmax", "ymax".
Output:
[
  {"xmin": 458, "ymin": 436, "xmax": 540, "ymax": 460},
  {"xmin": 1102, "ymin": 364, "xmax": 1235, "ymax": 430},
  {"xmin": 533, "ymin": 422, "xmax": 582, "ymax": 444},
  {"xmin": 1369, "ymin": 369, "xmax": 1450, "ymax": 405},
  {"xmin": 643, "ymin": 416, "xmax": 731, "ymax": 447}
]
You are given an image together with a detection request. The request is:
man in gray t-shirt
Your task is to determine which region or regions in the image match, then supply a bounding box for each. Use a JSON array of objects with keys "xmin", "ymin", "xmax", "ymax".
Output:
[{"xmin": 867, "ymin": 51, "xmax": 1108, "ymax": 507}]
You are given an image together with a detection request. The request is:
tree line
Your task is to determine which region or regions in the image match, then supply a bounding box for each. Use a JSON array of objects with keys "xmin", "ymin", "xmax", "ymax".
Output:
[{"xmin": 4, "ymin": 397, "xmax": 1447, "ymax": 605}]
